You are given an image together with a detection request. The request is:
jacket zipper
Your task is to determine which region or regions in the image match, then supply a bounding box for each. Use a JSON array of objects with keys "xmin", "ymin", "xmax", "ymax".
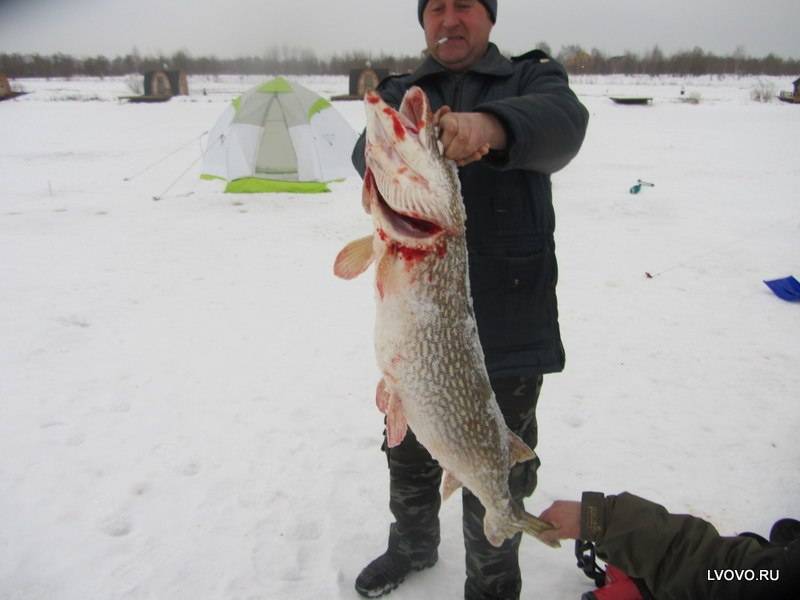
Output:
[{"xmin": 452, "ymin": 73, "xmax": 465, "ymax": 111}]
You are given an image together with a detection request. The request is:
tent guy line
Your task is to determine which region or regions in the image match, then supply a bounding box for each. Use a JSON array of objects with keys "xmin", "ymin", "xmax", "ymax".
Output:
[
  {"xmin": 123, "ymin": 130, "xmax": 208, "ymax": 182},
  {"xmin": 151, "ymin": 154, "xmax": 204, "ymax": 201}
]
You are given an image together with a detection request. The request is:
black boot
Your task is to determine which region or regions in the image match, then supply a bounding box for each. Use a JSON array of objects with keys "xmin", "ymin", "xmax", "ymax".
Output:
[
  {"xmin": 355, "ymin": 549, "xmax": 438, "ymax": 598},
  {"xmin": 356, "ymin": 420, "xmax": 442, "ymax": 598},
  {"xmin": 462, "ymin": 375, "xmax": 543, "ymax": 600}
]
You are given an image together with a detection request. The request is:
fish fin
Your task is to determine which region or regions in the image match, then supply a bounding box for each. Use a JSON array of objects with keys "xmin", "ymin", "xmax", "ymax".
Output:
[
  {"xmin": 399, "ymin": 86, "xmax": 432, "ymax": 145},
  {"xmin": 362, "ymin": 169, "xmax": 375, "ymax": 214},
  {"xmin": 334, "ymin": 235, "xmax": 374, "ymax": 279},
  {"xmin": 511, "ymin": 507, "xmax": 560, "ymax": 549},
  {"xmin": 376, "ymin": 252, "xmax": 403, "ymax": 299},
  {"xmin": 375, "ymin": 378, "xmax": 390, "ymax": 413},
  {"xmin": 483, "ymin": 512, "xmax": 510, "ymax": 548},
  {"xmin": 441, "ymin": 470, "xmax": 462, "ymax": 501},
  {"xmin": 384, "ymin": 392, "xmax": 408, "ymax": 448},
  {"xmin": 507, "ymin": 430, "xmax": 537, "ymax": 466}
]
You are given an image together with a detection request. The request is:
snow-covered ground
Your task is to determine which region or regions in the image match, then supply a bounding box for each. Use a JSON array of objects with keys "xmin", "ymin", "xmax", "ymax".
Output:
[{"xmin": 1, "ymin": 74, "xmax": 798, "ymax": 599}]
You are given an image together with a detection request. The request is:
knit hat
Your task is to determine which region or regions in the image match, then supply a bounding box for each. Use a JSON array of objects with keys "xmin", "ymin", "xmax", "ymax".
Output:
[{"xmin": 418, "ymin": 0, "xmax": 497, "ymax": 25}]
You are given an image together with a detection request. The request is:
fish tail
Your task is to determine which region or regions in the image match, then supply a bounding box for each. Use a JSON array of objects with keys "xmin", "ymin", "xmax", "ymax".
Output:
[{"xmin": 513, "ymin": 508, "xmax": 560, "ymax": 549}]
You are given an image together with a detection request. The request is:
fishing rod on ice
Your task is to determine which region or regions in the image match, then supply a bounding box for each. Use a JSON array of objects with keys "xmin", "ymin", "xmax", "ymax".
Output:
[{"xmin": 643, "ymin": 220, "xmax": 792, "ymax": 280}]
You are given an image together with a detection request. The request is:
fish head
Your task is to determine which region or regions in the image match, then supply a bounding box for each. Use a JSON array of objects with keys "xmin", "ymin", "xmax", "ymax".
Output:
[{"xmin": 362, "ymin": 87, "xmax": 464, "ymax": 256}]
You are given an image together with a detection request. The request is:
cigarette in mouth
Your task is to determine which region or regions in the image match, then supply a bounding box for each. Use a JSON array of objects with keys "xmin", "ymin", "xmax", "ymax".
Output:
[{"xmin": 436, "ymin": 37, "xmax": 449, "ymax": 45}]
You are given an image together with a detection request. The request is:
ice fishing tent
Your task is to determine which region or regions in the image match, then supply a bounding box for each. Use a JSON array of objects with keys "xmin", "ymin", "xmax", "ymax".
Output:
[
  {"xmin": 201, "ymin": 77, "xmax": 357, "ymax": 193},
  {"xmin": 144, "ymin": 70, "xmax": 188, "ymax": 97},
  {"xmin": 0, "ymin": 74, "xmax": 26, "ymax": 101},
  {"xmin": 0, "ymin": 74, "xmax": 11, "ymax": 97}
]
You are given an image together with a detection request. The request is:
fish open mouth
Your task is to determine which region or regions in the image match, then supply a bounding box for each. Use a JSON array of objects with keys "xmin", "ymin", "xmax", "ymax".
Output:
[
  {"xmin": 363, "ymin": 86, "xmax": 458, "ymax": 246},
  {"xmin": 367, "ymin": 169, "xmax": 443, "ymax": 241}
]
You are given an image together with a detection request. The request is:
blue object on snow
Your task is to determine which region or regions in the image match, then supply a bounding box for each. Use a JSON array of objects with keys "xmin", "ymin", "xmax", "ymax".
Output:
[
  {"xmin": 763, "ymin": 276, "xmax": 800, "ymax": 302},
  {"xmin": 629, "ymin": 179, "xmax": 655, "ymax": 194}
]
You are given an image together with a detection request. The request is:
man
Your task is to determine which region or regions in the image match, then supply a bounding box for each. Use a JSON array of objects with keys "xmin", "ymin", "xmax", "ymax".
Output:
[
  {"xmin": 539, "ymin": 492, "xmax": 800, "ymax": 599},
  {"xmin": 351, "ymin": 1, "xmax": 589, "ymax": 598}
]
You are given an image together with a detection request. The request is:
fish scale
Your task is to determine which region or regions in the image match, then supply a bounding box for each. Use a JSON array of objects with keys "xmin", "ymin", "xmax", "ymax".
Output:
[{"xmin": 335, "ymin": 86, "xmax": 556, "ymax": 548}]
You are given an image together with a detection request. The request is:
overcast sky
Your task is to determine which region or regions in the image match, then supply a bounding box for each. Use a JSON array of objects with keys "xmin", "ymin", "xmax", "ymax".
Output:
[{"xmin": 1, "ymin": 0, "xmax": 798, "ymax": 60}]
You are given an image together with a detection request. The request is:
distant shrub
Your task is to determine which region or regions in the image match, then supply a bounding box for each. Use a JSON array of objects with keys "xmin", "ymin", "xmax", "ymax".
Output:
[
  {"xmin": 680, "ymin": 91, "xmax": 702, "ymax": 104},
  {"xmin": 126, "ymin": 75, "xmax": 143, "ymax": 95},
  {"xmin": 750, "ymin": 80, "xmax": 775, "ymax": 102},
  {"xmin": 53, "ymin": 94, "xmax": 104, "ymax": 102}
]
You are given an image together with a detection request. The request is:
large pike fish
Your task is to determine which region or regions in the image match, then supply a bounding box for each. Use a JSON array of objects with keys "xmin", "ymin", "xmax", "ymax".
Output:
[{"xmin": 334, "ymin": 87, "xmax": 556, "ymax": 548}]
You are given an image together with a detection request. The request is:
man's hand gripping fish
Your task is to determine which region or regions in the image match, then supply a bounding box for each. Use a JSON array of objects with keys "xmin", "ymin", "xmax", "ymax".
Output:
[{"xmin": 334, "ymin": 87, "xmax": 557, "ymax": 548}]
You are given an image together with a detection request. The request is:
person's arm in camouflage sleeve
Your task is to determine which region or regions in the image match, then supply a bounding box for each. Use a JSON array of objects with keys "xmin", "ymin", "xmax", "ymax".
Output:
[{"xmin": 544, "ymin": 491, "xmax": 799, "ymax": 600}]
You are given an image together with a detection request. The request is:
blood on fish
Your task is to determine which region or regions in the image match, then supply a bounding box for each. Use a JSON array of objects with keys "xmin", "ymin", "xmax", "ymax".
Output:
[
  {"xmin": 404, "ymin": 90, "xmax": 424, "ymax": 119},
  {"xmin": 377, "ymin": 228, "xmax": 447, "ymax": 270},
  {"xmin": 383, "ymin": 107, "xmax": 406, "ymax": 140},
  {"xmin": 396, "ymin": 245, "xmax": 430, "ymax": 264},
  {"xmin": 367, "ymin": 94, "xmax": 380, "ymax": 104}
]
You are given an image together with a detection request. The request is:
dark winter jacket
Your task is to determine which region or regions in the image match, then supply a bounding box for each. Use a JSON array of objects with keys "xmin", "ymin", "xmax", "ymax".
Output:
[
  {"xmin": 352, "ymin": 43, "xmax": 589, "ymax": 378},
  {"xmin": 581, "ymin": 491, "xmax": 800, "ymax": 599}
]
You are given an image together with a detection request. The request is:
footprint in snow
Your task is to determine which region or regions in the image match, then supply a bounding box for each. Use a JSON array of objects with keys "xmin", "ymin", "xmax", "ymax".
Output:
[
  {"xmin": 564, "ymin": 416, "xmax": 584, "ymax": 429},
  {"xmin": 56, "ymin": 315, "xmax": 90, "ymax": 328},
  {"xmin": 290, "ymin": 518, "xmax": 323, "ymax": 542},
  {"xmin": 178, "ymin": 461, "xmax": 201, "ymax": 477},
  {"xmin": 39, "ymin": 421, "xmax": 85, "ymax": 446},
  {"xmin": 108, "ymin": 399, "xmax": 131, "ymax": 413},
  {"xmin": 99, "ymin": 513, "xmax": 132, "ymax": 537},
  {"xmin": 131, "ymin": 482, "xmax": 151, "ymax": 497}
]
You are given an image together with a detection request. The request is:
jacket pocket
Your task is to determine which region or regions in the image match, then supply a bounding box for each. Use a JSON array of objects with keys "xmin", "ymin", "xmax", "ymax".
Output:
[{"xmin": 468, "ymin": 251, "xmax": 557, "ymax": 352}]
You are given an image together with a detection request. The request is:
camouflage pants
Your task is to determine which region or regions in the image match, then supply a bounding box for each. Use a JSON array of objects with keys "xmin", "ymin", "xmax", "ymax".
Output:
[{"xmin": 382, "ymin": 375, "xmax": 543, "ymax": 600}]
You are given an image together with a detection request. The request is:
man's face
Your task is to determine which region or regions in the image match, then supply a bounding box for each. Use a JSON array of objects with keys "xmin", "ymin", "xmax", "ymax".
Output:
[{"xmin": 422, "ymin": 0, "xmax": 493, "ymax": 72}]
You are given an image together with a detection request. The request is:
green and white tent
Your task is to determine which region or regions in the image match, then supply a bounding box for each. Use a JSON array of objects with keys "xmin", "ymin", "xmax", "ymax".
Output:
[{"xmin": 201, "ymin": 77, "xmax": 357, "ymax": 193}]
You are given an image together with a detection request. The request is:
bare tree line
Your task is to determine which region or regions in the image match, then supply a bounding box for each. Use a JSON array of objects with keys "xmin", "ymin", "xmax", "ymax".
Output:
[{"xmin": 2, "ymin": 44, "xmax": 798, "ymax": 78}]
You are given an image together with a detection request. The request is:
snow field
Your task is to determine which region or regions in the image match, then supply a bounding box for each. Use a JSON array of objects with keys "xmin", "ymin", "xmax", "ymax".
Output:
[{"xmin": 1, "ymin": 74, "xmax": 798, "ymax": 599}]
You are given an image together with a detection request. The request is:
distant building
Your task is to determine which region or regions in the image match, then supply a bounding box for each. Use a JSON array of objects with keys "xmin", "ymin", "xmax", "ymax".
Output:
[
  {"xmin": 143, "ymin": 70, "xmax": 188, "ymax": 97},
  {"xmin": 0, "ymin": 73, "xmax": 25, "ymax": 101},
  {"xmin": 607, "ymin": 56, "xmax": 628, "ymax": 74},
  {"xmin": 778, "ymin": 77, "xmax": 800, "ymax": 103},
  {"xmin": 0, "ymin": 74, "xmax": 11, "ymax": 97},
  {"xmin": 349, "ymin": 67, "xmax": 389, "ymax": 98},
  {"xmin": 332, "ymin": 67, "xmax": 390, "ymax": 101}
]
